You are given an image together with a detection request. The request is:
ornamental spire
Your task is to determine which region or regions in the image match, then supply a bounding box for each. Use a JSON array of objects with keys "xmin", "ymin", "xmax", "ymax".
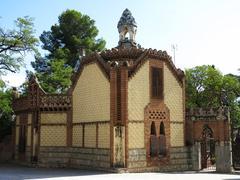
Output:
[{"xmin": 117, "ymin": 9, "xmax": 137, "ymax": 48}]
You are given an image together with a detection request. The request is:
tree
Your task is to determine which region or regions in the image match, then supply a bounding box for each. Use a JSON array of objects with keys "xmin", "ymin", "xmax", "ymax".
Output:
[
  {"xmin": 0, "ymin": 80, "xmax": 13, "ymax": 141},
  {"xmin": 186, "ymin": 65, "xmax": 240, "ymax": 128},
  {"xmin": 32, "ymin": 57, "xmax": 72, "ymax": 93},
  {"xmin": 0, "ymin": 16, "xmax": 38, "ymax": 75},
  {"xmin": 32, "ymin": 9, "xmax": 106, "ymax": 93}
]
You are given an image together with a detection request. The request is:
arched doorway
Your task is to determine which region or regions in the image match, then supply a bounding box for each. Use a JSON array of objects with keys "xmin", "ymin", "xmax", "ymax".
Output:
[{"xmin": 201, "ymin": 125, "xmax": 215, "ymax": 169}]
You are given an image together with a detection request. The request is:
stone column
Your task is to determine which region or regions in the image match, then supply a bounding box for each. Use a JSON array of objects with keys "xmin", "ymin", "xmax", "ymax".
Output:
[
  {"xmin": 216, "ymin": 141, "xmax": 232, "ymax": 173},
  {"xmin": 191, "ymin": 141, "xmax": 201, "ymax": 171}
]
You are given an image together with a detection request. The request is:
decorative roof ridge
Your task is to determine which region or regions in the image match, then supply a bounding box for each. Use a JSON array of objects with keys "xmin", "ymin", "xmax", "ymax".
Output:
[
  {"xmin": 128, "ymin": 48, "xmax": 184, "ymax": 84},
  {"xmin": 100, "ymin": 46, "xmax": 144, "ymax": 60},
  {"xmin": 28, "ymin": 74, "xmax": 46, "ymax": 95}
]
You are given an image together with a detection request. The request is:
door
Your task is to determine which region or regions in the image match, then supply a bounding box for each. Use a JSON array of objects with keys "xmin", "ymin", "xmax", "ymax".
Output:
[
  {"xmin": 18, "ymin": 125, "xmax": 27, "ymax": 160},
  {"xmin": 201, "ymin": 125, "xmax": 215, "ymax": 170}
]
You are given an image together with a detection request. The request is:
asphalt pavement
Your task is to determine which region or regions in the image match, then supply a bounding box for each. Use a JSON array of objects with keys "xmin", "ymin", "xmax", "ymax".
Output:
[{"xmin": 0, "ymin": 164, "xmax": 239, "ymax": 180}]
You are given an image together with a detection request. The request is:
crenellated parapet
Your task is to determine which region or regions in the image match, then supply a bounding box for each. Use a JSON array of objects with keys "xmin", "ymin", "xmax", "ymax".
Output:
[{"xmin": 186, "ymin": 107, "xmax": 229, "ymax": 121}]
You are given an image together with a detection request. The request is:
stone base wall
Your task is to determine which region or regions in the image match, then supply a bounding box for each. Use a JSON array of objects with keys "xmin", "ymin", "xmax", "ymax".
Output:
[
  {"xmin": 14, "ymin": 146, "xmax": 31, "ymax": 163},
  {"xmin": 126, "ymin": 146, "xmax": 192, "ymax": 172},
  {"xmin": 169, "ymin": 147, "xmax": 192, "ymax": 171},
  {"xmin": 38, "ymin": 147, "xmax": 70, "ymax": 168},
  {"xmin": 128, "ymin": 148, "xmax": 146, "ymax": 168},
  {"xmin": 14, "ymin": 146, "xmax": 193, "ymax": 172},
  {"xmin": 38, "ymin": 146, "xmax": 110, "ymax": 169},
  {"xmin": 25, "ymin": 146, "xmax": 31, "ymax": 163},
  {"xmin": 70, "ymin": 147, "xmax": 110, "ymax": 168}
]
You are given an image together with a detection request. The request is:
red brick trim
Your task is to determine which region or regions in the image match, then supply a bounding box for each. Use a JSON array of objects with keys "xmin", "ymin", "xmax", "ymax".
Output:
[
  {"xmin": 144, "ymin": 103, "xmax": 171, "ymax": 166},
  {"xmin": 40, "ymin": 123, "xmax": 66, "ymax": 126},
  {"xmin": 72, "ymin": 121, "xmax": 109, "ymax": 125},
  {"xmin": 110, "ymin": 68, "xmax": 117, "ymax": 167},
  {"xmin": 96, "ymin": 122, "xmax": 99, "ymax": 148},
  {"xmin": 67, "ymin": 109, "xmax": 72, "ymax": 147},
  {"xmin": 82, "ymin": 124, "xmax": 85, "ymax": 148},
  {"xmin": 120, "ymin": 66, "xmax": 129, "ymax": 168}
]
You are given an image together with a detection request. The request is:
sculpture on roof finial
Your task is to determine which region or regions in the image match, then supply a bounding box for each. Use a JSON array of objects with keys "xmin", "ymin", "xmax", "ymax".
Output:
[{"xmin": 117, "ymin": 9, "xmax": 137, "ymax": 47}]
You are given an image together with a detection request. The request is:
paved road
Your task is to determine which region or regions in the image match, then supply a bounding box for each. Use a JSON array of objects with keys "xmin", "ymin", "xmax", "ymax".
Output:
[{"xmin": 0, "ymin": 164, "xmax": 239, "ymax": 180}]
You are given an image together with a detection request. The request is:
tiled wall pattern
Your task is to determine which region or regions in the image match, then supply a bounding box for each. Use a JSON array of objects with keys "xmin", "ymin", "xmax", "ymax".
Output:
[
  {"xmin": 72, "ymin": 125, "xmax": 83, "ymax": 147},
  {"xmin": 40, "ymin": 126, "xmax": 66, "ymax": 146},
  {"xmin": 73, "ymin": 63, "xmax": 110, "ymax": 122},
  {"xmin": 98, "ymin": 123, "xmax": 110, "ymax": 148},
  {"xmin": 128, "ymin": 122, "xmax": 145, "ymax": 149},
  {"xmin": 128, "ymin": 61, "xmax": 150, "ymax": 121}
]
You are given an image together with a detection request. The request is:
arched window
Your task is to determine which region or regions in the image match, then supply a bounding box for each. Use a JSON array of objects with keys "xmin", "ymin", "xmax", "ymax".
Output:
[
  {"xmin": 151, "ymin": 121, "xmax": 156, "ymax": 135},
  {"xmin": 150, "ymin": 122, "xmax": 157, "ymax": 157},
  {"xmin": 160, "ymin": 121, "xmax": 165, "ymax": 135},
  {"xmin": 159, "ymin": 122, "xmax": 166, "ymax": 157}
]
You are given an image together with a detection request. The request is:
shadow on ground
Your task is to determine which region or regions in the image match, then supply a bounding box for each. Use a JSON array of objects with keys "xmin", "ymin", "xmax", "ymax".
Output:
[{"xmin": 0, "ymin": 163, "xmax": 107, "ymax": 180}]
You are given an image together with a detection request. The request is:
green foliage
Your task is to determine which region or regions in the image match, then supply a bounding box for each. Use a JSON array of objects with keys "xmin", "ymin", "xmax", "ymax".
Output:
[
  {"xmin": 32, "ymin": 9, "xmax": 106, "ymax": 93},
  {"xmin": 35, "ymin": 59, "xmax": 72, "ymax": 93},
  {"xmin": 0, "ymin": 80, "xmax": 13, "ymax": 140},
  {"xmin": 186, "ymin": 65, "xmax": 240, "ymax": 128},
  {"xmin": 0, "ymin": 80, "xmax": 12, "ymax": 114},
  {"xmin": 0, "ymin": 16, "xmax": 38, "ymax": 75}
]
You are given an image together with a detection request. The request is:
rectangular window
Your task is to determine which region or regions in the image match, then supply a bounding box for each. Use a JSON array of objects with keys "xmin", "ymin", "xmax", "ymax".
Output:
[{"xmin": 151, "ymin": 67, "xmax": 163, "ymax": 99}]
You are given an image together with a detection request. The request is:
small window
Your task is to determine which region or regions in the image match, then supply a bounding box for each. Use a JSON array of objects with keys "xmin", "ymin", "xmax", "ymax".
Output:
[{"xmin": 151, "ymin": 67, "xmax": 163, "ymax": 99}]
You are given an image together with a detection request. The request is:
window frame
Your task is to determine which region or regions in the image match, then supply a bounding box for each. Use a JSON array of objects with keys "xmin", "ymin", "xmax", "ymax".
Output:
[{"xmin": 151, "ymin": 67, "xmax": 163, "ymax": 99}]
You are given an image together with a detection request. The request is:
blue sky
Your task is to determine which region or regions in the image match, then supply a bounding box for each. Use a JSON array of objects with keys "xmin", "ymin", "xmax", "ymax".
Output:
[{"xmin": 1, "ymin": 0, "xmax": 240, "ymax": 87}]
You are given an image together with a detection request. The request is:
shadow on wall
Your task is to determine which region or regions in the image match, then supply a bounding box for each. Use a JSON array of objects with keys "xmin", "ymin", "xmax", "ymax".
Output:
[{"xmin": 0, "ymin": 135, "xmax": 13, "ymax": 162}]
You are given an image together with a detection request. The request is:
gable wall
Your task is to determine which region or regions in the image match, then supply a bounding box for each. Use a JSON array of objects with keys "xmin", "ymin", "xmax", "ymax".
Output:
[
  {"xmin": 72, "ymin": 63, "xmax": 110, "ymax": 123},
  {"xmin": 128, "ymin": 61, "xmax": 149, "ymax": 150},
  {"xmin": 164, "ymin": 63, "xmax": 184, "ymax": 146}
]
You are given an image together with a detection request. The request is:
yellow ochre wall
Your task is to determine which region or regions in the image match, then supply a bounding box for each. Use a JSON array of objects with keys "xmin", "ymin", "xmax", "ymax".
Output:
[
  {"xmin": 128, "ymin": 61, "xmax": 150, "ymax": 121},
  {"xmin": 128, "ymin": 122, "xmax": 144, "ymax": 149},
  {"xmin": 40, "ymin": 113, "xmax": 67, "ymax": 146},
  {"xmin": 164, "ymin": 63, "xmax": 184, "ymax": 146},
  {"xmin": 128, "ymin": 61, "xmax": 149, "ymax": 149},
  {"xmin": 98, "ymin": 123, "xmax": 110, "ymax": 148},
  {"xmin": 72, "ymin": 63, "xmax": 110, "ymax": 122},
  {"xmin": 84, "ymin": 124, "xmax": 96, "ymax": 148},
  {"xmin": 72, "ymin": 125, "xmax": 83, "ymax": 147}
]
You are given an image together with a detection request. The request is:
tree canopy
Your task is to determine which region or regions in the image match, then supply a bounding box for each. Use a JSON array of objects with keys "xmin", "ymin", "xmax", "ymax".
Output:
[
  {"xmin": 0, "ymin": 79, "xmax": 13, "ymax": 140},
  {"xmin": 185, "ymin": 65, "xmax": 240, "ymax": 128},
  {"xmin": 0, "ymin": 16, "xmax": 38, "ymax": 75},
  {"xmin": 32, "ymin": 9, "xmax": 106, "ymax": 93}
]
